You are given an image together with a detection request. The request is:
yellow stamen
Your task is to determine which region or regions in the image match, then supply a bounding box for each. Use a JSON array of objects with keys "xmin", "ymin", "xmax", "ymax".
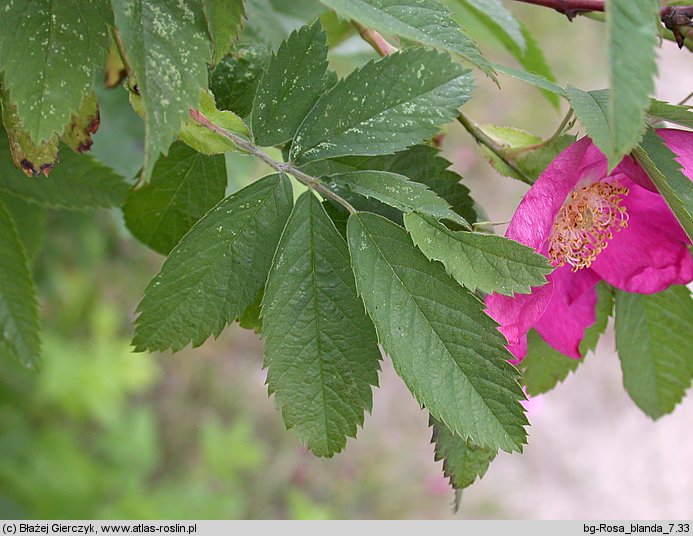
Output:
[{"xmin": 548, "ymin": 180, "xmax": 629, "ymax": 271}]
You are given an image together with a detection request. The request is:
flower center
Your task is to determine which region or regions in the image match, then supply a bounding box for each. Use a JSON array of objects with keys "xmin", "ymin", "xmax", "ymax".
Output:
[{"xmin": 548, "ymin": 180, "xmax": 629, "ymax": 271}]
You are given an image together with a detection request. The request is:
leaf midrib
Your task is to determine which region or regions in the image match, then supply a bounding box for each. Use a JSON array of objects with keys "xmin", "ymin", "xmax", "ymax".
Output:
[
  {"xmin": 255, "ymin": 27, "xmax": 326, "ymax": 141},
  {"xmin": 0, "ymin": 203, "xmax": 38, "ymax": 363},
  {"xmin": 324, "ymin": 0, "xmax": 458, "ymax": 50},
  {"xmin": 354, "ymin": 215, "xmax": 517, "ymax": 448},
  {"xmin": 137, "ymin": 178, "xmax": 283, "ymax": 345},
  {"xmin": 292, "ymin": 56, "xmax": 468, "ymax": 160},
  {"xmin": 141, "ymin": 151, "xmax": 202, "ymax": 247},
  {"xmin": 307, "ymin": 199, "xmax": 333, "ymax": 452},
  {"xmin": 631, "ymin": 298, "xmax": 664, "ymax": 412},
  {"xmin": 416, "ymin": 216, "xmax": 550, "ymax": 270}
]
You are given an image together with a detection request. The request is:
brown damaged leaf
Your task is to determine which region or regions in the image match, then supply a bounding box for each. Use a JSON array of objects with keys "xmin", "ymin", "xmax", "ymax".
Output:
[
  {"xmin": 60, "ymin": 92, "xmax": 100, "ymax": 154},
  {"xmin": 104, "ymin": 42, "xmax": 127, "ymax": 88},
  {"xmin": 1, "ymin": 88, "xmax": 59, "ymax": 177}
]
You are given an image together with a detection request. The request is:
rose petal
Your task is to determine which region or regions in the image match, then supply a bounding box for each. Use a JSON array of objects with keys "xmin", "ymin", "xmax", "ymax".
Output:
[
  {"xmin": 614, "ymin": 155, "xmax": 656, "ymax": 192},
  {"xmin": 506, "ymin": 137, "xmax": 599, "ymax": 249},
  {"xmin": 533, "ymin": 266, "xmax": 600, "ymax": 359},
  {"xmin": 610, "ymin": 130, "xmax": 693, "ymax": 193},
  {"xmin": 590, "ymin": 175, "xmax": 693, "ymax": 293},
  {"xmin": 485, "ymin": 283, "xmax": 553, "ymax": 363}
]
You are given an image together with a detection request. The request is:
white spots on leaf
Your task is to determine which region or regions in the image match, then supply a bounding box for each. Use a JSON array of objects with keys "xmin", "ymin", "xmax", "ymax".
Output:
[
  {"xmin": 176, "ymin": 0, "xmax": 195, "ymax": 23},
  {"xmin": 149, "ymin": 4, "xmax": 178, "ymax": 38}
]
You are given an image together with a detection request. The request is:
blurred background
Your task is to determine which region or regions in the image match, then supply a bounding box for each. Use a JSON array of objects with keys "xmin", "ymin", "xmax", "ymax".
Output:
[{"xmin": 1, "ymin": 2, "xmax": 692, "ymax": 520}]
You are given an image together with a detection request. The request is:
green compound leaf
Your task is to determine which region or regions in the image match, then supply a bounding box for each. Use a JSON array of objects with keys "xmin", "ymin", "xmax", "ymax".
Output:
[
  {"xmin": 633, "ymin": 128, "xmax": 693, "ymax": 241},
  {"xmin": 328, "ymin": 171, "xmax": 470, "ymax": 228},
  {"xmin": 210, "ymin": 42, "xmax": 270, "ymax": 118},
  {"xmin": 252, "ymin": 21, "xmax": 329, "ymax": 147},
  {"xmin": 647, "ymin": 99, "xmax": 693, "ymax": 129},
  {"xmin": 459, "ymin": 0, "xmax": 525, "ymax": 52},
  {"xmin": 0, "ymin": 0, "xmax": 111, "ymax": 143},
  {"xmin": 0, "ymin": 199, "xmax": 40, "ymax": 369},
  {"xmin": 430, "ymin": 415, "xmax": 497, "ymax": 492},
  {"xmin": 568, "ymin": 4, "xmax": 658, "ymax": 170},
  {"xmin": 493, "ymin": 63, "xmax": 567, "ymax": 100},
  {"xmin": 520, "ymin": 282, "xmax": 613, "ymax": 396},
  {"xmin": 319, "ymin": 0, "xmax": 494, "ymax": 77},
  {"xmin": 133, "ymin": 174, "xmax": 293, "ymax": 353},
  {"xmin": 179, "ymin": 91, "xmax": 249, "ymax": 155},
  {"xmin": 476, "ymin": 125, "xmax": 575, "ymax": 184},
  {"xmin": 0, "ymin": 195, "xmax": 46, "ymax": 265},
  {"xmin": 263, "ymin": 192, "xmax": 380, "ymax": 457},
  {"xmin": 112, "ymin": 0, "xmax": 212, "ymax": 182},
  {"xmin": 404, "ymin": 213, "xmax": 552, "ymax": 296},
  {"xmin": 290, "ymin": 48, "xmax": 474, "ymax": 164},
  {"xmin": 60, "ymin": 92, "xmax": 100, "ymax": 155},
  {"xmin": 0, "ymin": 130, "xmax": 129, "ymax": 210},
  {"xmin": 0, "ymin": 87, "xmax": 59, "ymax": 177},
  {"xmin": 615, "ymin": 285, "xmax": 693, "ymax": 419},
  {"xmin": 347, "ymin": 212, "xmax": 528, "ymax": 452},
  {"xmin": 606, "ymin": 0, "xmax": 659, "ymax": 167},
  {"xmin": 580, "ymin": 282, "xmax": 614, "ymax": 357},
  {"xmin": 520, "ymin": 330, "xmax": 581, "ymax": 397},
  {"xmin": 453, "ymin": 3, "xmax": 558, "ymax": 108},
  {"xmin": 238, "ymin": 288, "xmax": 263, "ymax": 333},
  {"xmin": 567, "ymin": 86, "xmax": 618, "ymax": 168},
  {"xmin": 302, "ymin": 145, "xmax": 477, "ymax": 224},
  {"xmin": 243, "ymin": 0, "xmax": 292, "ymax": 47},
  {"xmin": 496, "ymin": 26, "xmax": 558, "ymax": 109},
  {"xmin": 202, "ymin": 0, "xmax": 246, "ymax": 65},
  {"xmin": 123, "ymin": 142, "xmax": 227, "ymax": 255}
]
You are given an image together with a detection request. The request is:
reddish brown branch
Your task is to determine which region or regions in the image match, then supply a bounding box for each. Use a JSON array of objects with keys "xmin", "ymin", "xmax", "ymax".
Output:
[
  {"xmin": 510, "ymin": 0, "xmax": 693, "ymax": 46},
  {"xmin": 511, "ymin": 0, "xmax": 603, "ymax": 18},
  {"xmin": 511, "ymin": 0, "xmax": 693, "ymax": 16}
]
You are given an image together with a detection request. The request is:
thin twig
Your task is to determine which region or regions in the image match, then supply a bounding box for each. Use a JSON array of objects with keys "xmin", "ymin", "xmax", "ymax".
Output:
[
  {"xmin": 353, "ymin": 21, "xmax": 398, "ymax": 56},
  {"xmin": 110, "ymin": 27, "xmax": 136, "ymax": 88},
  {"xmin": 678, "ymin": 89, "xmax": 693, "ymax": 105},
  {"xmin": 509, "ymin": 0, "xmax": 693, "ymax": 18},
  {"xmin": 189, "ymin": 109, "xmax": 357, "ymax": 214},
  {"xmin": 511, "ymin": 0, "xmax": 693, "ymax": 48},
  {"xmin": 506, "ymin": 109, "xmax": 574, "ymax": 156},
  {"xmin": 472, "ymin": 219, "xmax": 511, "ymax": 230},
  {"xmin": 356, "ymin": 23, "xmax": 502, "ymax": 112}
]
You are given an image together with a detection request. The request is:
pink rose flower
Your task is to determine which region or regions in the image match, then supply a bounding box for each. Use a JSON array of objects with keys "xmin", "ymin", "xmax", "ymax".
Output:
[{"xmin": 486, "ymin": 129, "xmax": 693, "ymax": 363}]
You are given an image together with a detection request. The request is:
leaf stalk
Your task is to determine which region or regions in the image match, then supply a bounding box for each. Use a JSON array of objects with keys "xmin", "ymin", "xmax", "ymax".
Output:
[
  {"xmin": 188, "ymin": 109, "xmax": 357, "ymax": 214},
  {"xmin": 351, "ymin": 24, "xmax": 536, "ymax": 185}
]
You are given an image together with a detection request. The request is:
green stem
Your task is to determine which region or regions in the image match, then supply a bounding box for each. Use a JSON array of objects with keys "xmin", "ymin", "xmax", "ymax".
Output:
[
  {"xmin": 472, "ymin": 219, "xmax": 511, "ymax": 230},
  {"xmin": 456, "ymin": 113, "xmax": 534, "ymax": 185},
  {"xmin": 189, "ymin": 110, "xmax": 357, "ymax": 214},
  {"xmin": 506, "ymin": 109, "xmax": 574, "ymax": 156},
  {"xmin": 110, "ymin": 27, "xmax": 137, "ymax": 89}
]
